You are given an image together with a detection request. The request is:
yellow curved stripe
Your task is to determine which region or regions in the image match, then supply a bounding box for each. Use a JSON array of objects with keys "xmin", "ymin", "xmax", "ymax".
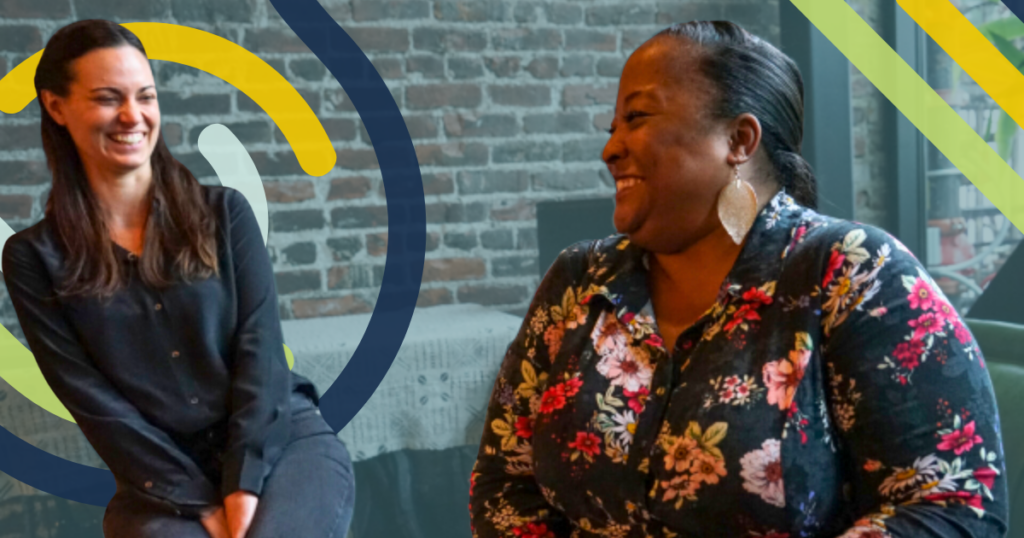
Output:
[
  {"xmin": 0, "ymin": 22, "xmax": 335, "ymax": 177},
  {"xmin": 788, "ymin": 0, "xmax": 1024, "ymax": 237},
  {"xmin": 897, "ymin": 0, "xmax": 1024, "ymax": 131}
]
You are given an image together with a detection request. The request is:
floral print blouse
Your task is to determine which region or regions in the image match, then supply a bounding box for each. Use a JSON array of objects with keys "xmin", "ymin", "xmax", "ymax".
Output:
[{"xmin": 469, "ymin": 191, "xmax": 1008, "ymax": 538}]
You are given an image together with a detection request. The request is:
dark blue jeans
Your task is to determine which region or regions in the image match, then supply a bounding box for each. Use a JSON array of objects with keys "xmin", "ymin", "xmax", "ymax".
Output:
[{"xmin": 102, "ymin": 393, "xmax": 355, "ymax": 538}]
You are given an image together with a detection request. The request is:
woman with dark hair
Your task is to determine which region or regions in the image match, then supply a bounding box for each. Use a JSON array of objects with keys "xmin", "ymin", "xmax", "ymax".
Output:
[
  {"xmin": 470, "ymin": 21, "xmax": 1008, "ymax": 537},
  {"xmin": 1, "ymin": 20, "xmax": 354, "ymax": 538}
]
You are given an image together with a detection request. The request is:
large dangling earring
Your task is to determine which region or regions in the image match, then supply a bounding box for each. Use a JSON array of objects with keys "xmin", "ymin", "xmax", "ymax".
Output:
[{"xmin": 717, "ymin": 165, "xmax": 758, "ymax": 245}]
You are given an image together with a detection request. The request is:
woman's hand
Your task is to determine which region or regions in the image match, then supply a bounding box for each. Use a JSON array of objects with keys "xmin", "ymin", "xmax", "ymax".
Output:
[
  {"xmin": 224, "ymin": 490, "xmax": 259, "ymax": 538},
  {"xmin": 200, "ymin": 506, "xmax": 230, "ymax": 538}
]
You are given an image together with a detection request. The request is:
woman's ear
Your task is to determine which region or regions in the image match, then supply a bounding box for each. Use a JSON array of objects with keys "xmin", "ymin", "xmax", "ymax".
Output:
[
  {"xmin": 727, "ymin": 113, "xmax": 762, "ymax": 166},
  {"xmin": 40, "ymin": 90, "xmax": 68, "ymax": 126}
]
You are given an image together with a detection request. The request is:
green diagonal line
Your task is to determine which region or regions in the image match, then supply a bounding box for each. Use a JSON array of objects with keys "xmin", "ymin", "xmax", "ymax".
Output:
[{"xmin": 789, "ymin": 0, "xmax": 1024, "ymax": 234}]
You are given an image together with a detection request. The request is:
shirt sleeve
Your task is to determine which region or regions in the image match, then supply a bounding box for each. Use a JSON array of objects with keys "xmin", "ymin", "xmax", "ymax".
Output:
[
  {"xmin": 218, "ymin": 188, "xmax": 292, "ymax": 499},
  {"xmin": 469, "ymin": 246, "xmax": 590, "ymax": 538},
  {"xmin": 1, "ymin": 234, "xmax": 220, "ymax": 516},
  {"xmin": 819, "ymin": 224, "xmax": 1009, "ymax": 537}
]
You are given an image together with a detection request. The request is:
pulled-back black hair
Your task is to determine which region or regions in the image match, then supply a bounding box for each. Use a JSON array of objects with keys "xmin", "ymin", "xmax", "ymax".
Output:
[{"xmin": 658, "ymin": 21, "xmax": 818, "ymax": 209}]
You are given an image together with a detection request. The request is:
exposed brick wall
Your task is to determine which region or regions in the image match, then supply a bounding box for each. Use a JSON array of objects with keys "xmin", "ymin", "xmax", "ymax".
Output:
[{"xmin": 0, "ymin": 0, "xmax": 788, "ymax": 336}]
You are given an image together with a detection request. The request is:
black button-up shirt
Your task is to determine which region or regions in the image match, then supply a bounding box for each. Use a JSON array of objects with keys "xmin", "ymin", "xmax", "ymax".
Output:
[{"xmin": 2, "ymin": 186, "xmax": 320, "ymax": 514}]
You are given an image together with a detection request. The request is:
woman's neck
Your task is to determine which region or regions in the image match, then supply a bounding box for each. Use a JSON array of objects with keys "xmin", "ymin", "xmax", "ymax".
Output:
[{"xmin": 84, "ymin": 162, "xmax": 153, "ymax": 230}]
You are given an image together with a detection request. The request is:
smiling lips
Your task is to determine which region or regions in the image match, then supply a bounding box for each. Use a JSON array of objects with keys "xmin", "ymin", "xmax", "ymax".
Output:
[
  {"xmin": 109, "ymin": 132, "xmax": 145, "ymax": 146},
  {"xmin": 615, "ymin": 176, "xmax": 642, "ymax": 195}
]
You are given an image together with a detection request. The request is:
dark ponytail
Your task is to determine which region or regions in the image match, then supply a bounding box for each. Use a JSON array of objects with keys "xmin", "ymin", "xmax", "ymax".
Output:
[{"xmin": 657, "ymin": 21, "xmax": 818, "ymax": 209}]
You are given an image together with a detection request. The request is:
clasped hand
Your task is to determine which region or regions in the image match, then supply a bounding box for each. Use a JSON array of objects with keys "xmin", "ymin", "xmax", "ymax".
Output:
[{"xmin": 201, "ymin": 491, "xmax": 259, "ymax": 538}]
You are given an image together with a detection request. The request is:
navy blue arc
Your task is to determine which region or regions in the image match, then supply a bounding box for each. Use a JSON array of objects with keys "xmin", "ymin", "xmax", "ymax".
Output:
[{"xmin": 0, "ymin": 2, "xmax": 425, "ymax": 506}]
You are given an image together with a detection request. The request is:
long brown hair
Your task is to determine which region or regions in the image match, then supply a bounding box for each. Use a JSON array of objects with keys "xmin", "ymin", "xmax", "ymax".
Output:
[{"xmin": 34, "ymin": 20, "xmax": 219, "ymax": 297}]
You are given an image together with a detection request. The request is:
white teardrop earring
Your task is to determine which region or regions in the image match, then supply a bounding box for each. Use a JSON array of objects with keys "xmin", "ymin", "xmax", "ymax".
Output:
[{"xmin": 716, "ymin": 165, "xmax": 759, "ymax": 245}]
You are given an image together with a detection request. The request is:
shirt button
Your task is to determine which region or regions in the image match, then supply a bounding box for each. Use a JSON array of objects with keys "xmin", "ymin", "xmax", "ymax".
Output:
[
  {"xmin": 171, "ymin": 351, "xmax": 180, "ymax": 358},
  {"xmin": 144, "ymin": 481, "xmax": 153, "ymax": 489},
  {"xmin": 189, "ymin": 397, "xmax": 199, "ymax": 405},
  {"xmin": 154, "ymin": 303, "xmax": 162, "ymax": 311}
]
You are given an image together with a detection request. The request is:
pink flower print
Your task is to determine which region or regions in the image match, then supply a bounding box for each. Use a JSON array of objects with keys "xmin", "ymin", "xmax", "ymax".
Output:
[
  {"xmin": 974, "ymin": 467, "xmax": 998, "ymax": 490},
  {"xmin": 954, "ymin": 323, "xmax": 972, "ymax": 345},
  {"xmin": 892, "ymin": 338, "xmax": 926, "ymax": 370},
  {"xmin": 568, "ymin": 431, "xmax": 601, "ymax": 457},
  {"xmin": 937, "ymin": 421, "xmax": 983, "ymax": 455},
  {"xmin": 909, "ymin": 312, "xmax": 943, "ymax": 340},
  {"xmin": 763, "ymin": 348, "xmax": 810, "ymax": 411},
  {"xmin": 822, "ymin": 250, "xmax": 846, "ymax": 289},
  {"xmin": 908, "ymin": 278, "xmax": 937, "ymax": 311},
  {"xmin": 742, "ymin": 287, "xmax": 774, "ymax": 306},
  {"xmin": 623, "ymin": 387, "xmax": 650, "ymax": 414},
  {"xmin": 932, "ymin": 300, "xmax": 956, "ymax": 323}
]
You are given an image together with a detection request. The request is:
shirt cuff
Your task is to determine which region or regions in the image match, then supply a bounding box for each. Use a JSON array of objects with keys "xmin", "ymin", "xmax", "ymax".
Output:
[
  {"xmin": 221, "ymin": 448, "xmax": 270, "ymax": 498},
  {"xmin": 132, "ymin": 474, "xmax": 221, "ymax": 517}
]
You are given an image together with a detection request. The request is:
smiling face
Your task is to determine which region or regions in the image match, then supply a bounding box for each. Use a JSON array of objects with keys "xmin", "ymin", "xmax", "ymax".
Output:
[
  {"xmin": 41, "ymin": 46, "xmax": 160, "ymax": 180},
  {"xmin": 602, "ymin": 37, "xmax": 737, "ymax": 253}
]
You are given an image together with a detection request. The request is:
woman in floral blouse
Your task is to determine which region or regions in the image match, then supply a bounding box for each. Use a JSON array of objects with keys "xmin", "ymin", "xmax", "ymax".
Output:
[{"xmin": 469, "ymin": 21, "xmax": 1008, "ymax": 538}]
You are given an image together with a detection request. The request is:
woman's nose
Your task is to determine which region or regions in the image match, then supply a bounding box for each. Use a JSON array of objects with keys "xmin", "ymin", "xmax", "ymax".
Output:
[
  {"xmin": 118, "ymin": 100, "xmax": 143, "ymax": 124},
  {"xmin": 602, "ymin": 132, "xmax": 624, "ymax": 165}
]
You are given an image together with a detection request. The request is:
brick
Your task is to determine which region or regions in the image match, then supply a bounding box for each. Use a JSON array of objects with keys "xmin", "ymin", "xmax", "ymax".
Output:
[
  {"xmin": 159, "ymin": 93, "xmax": 231, "ymax": 115},
  {"xmin": 524, "ymin": 112, "xmax": 590, "ymax": 134},
  {"xmin": 422, "ymin": 172, "xmax": 455, "ymax": 195},
  {"xmin": 484, "ymin": 56, "xmax": 521, "ymax": 78},
  {"xmin": 190, "ymin": 122, "xmax": 270, "ymax": 145},
  {"xmin": 457, "ymin": 284, "xmax": 527, "ymax": 306},
  {"xmin": 274, "ymin": 270, "xmax": 321, "ymax": 294},
  {"xmin": 335, "ymin": 149, "xmax": 380, "ymax": 170},
  {"xmin": 250, "ymin": 151, "xmax": 306, "ymax": 176},
  {"xmin": 526, "ymin": 57, "xmax": 558, "ymax": 79},
  {"xmin": 77, "ymin": 0, "xmax": 170, "ymax": 19},
  {"xmin": 622, "ymin": 29, "xmax": 659, "ymax": 52},
  {"xmin": 314, "ymin": 118, "xmax": 358, "ymax": 142},
  {"xmin": 545, "ymin": 3, "xmax": 582, "ymax": 24},
  {"xmin": 562, "ymin": 84, "xmax": 618, "ymax": 107},
  {"xmin": 328, "ymin": 176, "xmax": 372, "ymax": 200},
  {"xmin": 244, "ymin": 28, "xmax": 311, "ymax": 54},
  {"xmin": 492, "ymin": 255, "xmax": 538, "ymax": 277},
  {"xmin": 491, "ymin": 199, "xmax": 535, "ymax": 221},
  {"xmin": 562, "ymin": 137, "xmax": 609, "ymax": 162},
  {"xmin": 397, "ymin": 115, "xmax": 438, "ymax": 140},
  {"xmin": 443, "ymin": 113, "xmax": 517, "ymax": 138},
  {"xmin": 565, "ymin": 30, "xmax": 617, "ymax": 51},
  {"xmin": 426, "ymin": 232, "xmax": 441, "ymax": 251},
  {"xmin": 513, "ymin": 1, "xmax": 541, "ymax": 23},
  {"xmin": 423, "ymin": 258, "xmax": 485, "ymax": 282},
  {"xmin": 366, "ymin": 233, "xmax": 388, "ymax": 256},
  {"xmin": 560, "ymin": 55, "xmax": 595, "ymax": 77},
  {"xmin": 433, "ymin": 0, "xmax": 508, "ymax": 22},
  {"xmin": 327, "ymin": 236, "xmax": 363, "ymax": 261},
  {"xmin": 426, "ymin": 202, "xmax": 487, "ymax": 223},
  {"xmin": 293, "ymin": 295, "xmax": 373, "ymax": 318},
  {"xmin": 488, "ymin": 85, "xmax": 550, "ymax": 107},
  {"xmin": 417, "ymin": 288, "xmax": 453, "ymax": 307},
  {"xmin": 324, "ymin": 89, "xmax": 356, "ymax": 113},
  {"xmin": 481, "ymin": 229, "xmax": 514, "ymax": 250},
  {"xmin": 281, "ymin": 242, "xmax": 317, "ymax": 265},
  {"xmin": 656, "ymin": 2, "xmax": 724, "ymax": 25},
  {"xmin": 406, "ymin": 55, "xmax": 444, "ymax": 79},
  {"xmin": 163, "ymin": 123, "xmax": 183, "ymax": 147},
  {"xmin": 586, "ymin": 5, "xmax": 656, "ymax": 25},
  {"xmin": 289, "ymin": 58, "xmax": 327, "ymax": 82},
  {"xmin": 444, "ymin": 231, "xmax": 477, "ymax": 251},
  {"xmin": 0, "ymin": 195, "xmax": 32, "ymax": 219},
  {"xmin": 0, "ymin": 161, "xmax": 48, "ymax": 186},
  {"xmin": 265, "ymin": 180, "xmax": 315, "ymax": 203},
  {"xmin": 597, "ymin": 57, "xmax": 625, "ymax": 78},
  {"xmin": 237, "ymin": 83, "xmax": 314, "ymax": 113},
  {"xmin": 347, "ymin": 27, "xmax": 410, "ymax": 53},
  {"xmin": 517, "ymin": 227, "xmax": 538, "ymax": 250},
  {"xmin": 327, "ymin": 265, "xmax": 373, "ymax": 289},
  {"xmin": 492, "ymin": 28, "xmax": 561, "ymax": 51},
  {"xmin": 412, "ymin": 28, "xmax": 487, "ymax": 53},
  {"xmin": 0, "ymin": 0, "xmax": 70, "ymax": 18},
  {"xmin": 448, "ymin": 57, "xmax": 484, "ymax": 79},
  {"xmin": 271, "ymin": 209, "xmax": 325, "ymax": 232},
  {"xmin": 723, "ymin": 3, "xmax": 778, "ymax": 36},
  {"xmin": 171, "ymin": 0, "xmax": 251, "ymax": 22},
  {"xmin": 493, "ymin": 141, "xmax": 559, "ymax": 164},
  {"xmin": 352, "ymin": 0, "xmax": 429, "ymax": 20},
  {"xmin": 370, "ymin": 57, "xmax": 404, "ymax": 79},
  {"xmin": 532, "ymin": 170, "xmax": 604, "ymax": 191},
  {"xmin": 0, "ymin": 124, "xmax": 40, "ymax": 150},
  {"xmin": 407, "ymin": 84, "xmax": 482, "ymax": 109},
  {"xmin": 331, "ymin": 206, "xmax": 388, "ymax": 229},
  {"xmin": 415, "ymin": 143, "xmax": 488, "ymax": 167},
  {"xmin": 457, "ymin": 170, "xmax": 528, "ymax": 194},
  {"xmin": 593, "ymin": 112, "xmax": 614, "ymax": 132},
  {"xmin": 0, "ymin": 57, "xmax": 6, "ymax": 77}
]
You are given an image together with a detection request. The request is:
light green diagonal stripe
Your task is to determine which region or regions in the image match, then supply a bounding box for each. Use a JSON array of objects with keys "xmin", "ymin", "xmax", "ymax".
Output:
[{"xmin": 788, "ymin": 0, "xmax": 1024, "ymax": 234}]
